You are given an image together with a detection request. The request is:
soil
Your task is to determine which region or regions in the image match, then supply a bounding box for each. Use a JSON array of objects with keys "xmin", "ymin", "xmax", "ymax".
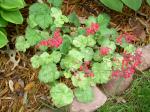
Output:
[{"xmin": 0, "ymin": 0, "xmax": 150, "ymax": 111}]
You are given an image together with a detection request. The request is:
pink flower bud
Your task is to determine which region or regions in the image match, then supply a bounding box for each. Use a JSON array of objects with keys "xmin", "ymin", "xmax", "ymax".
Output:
[
  {"xmin": 91, "ymin": 23, "xmax": 99, "ymax": 32},
  {"xmin": 99, "ymin": 47, "xmax": 111, "ymax": 56},
  {"xmin": 86, "ymin": 23, "xmax": 100, "ymax": 35}
]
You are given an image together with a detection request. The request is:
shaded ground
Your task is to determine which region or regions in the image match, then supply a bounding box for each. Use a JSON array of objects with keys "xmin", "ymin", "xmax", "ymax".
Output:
[{"xmin": 0, "ymin": 0, "xmax": 150, "ymax": 111}]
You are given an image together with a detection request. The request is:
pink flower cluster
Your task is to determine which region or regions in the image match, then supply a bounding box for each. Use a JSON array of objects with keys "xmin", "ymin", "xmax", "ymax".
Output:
[
  {"xmin": 38, "ymin": 29, "xmax": 63, "ymax": 48},
  {"xmin": 116, "ymin": 33, "xmax": 136, "ymax": 45},
  {"xmin": 79, "ymin": 61, "xmax": 94, "ymax": 77},
  {"xmin": 112, "ymin": 49, "xmax": 142, "ymax": 78},
  {"xmin": 99, "ymin": 47, "xmax": 111, "ymax": 56},
  {"xmin": 86, "ymin": 23, "xmax": 99, "ymax": 35}
]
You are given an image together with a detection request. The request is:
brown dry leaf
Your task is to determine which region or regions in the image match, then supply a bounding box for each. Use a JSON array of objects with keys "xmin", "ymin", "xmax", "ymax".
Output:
[
  {"xmin": 12, "ymin": 101, "xmax": 17, "ymax": 112},
  {"xmin": 19, "ymin": 106, "xmax": 25, "ymax": 112},
  {"xmin": 18, "ymin": 79, "xmax": 25, "ymax": 88},
  {"xmin": 116, "ymin": 97, "xmax": 126, "ymax": 103},
  {"xmin": 39, "ymin": 108, "xmax": 52, "ymax": 112},
  {"xmin": 129, "ymin": 18, "xmax": 146, "ymax": 41},
  {"xmin": 9, "ymin": 80, "xmax": 14, "ymax": 92},
  {"xmin": 23, "ymin": 92, "xmax": 28, "ymax": 105},
  {"xmin": 14, "ymin": 82, "xmax": 22, "ymax": 92},
  {"xmin": 24, "ymin": 82, "xmax": 35, "ymax": 91},
  {"xmin": 0, "ymin": 87, "xmax": 8, "ymax": 97}
]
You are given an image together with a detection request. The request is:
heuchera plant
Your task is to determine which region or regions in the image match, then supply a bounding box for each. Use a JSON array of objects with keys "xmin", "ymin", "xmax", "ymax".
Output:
[{"xmin": 15, "ymin": 1, "xmax": 142, "ymax": 108}]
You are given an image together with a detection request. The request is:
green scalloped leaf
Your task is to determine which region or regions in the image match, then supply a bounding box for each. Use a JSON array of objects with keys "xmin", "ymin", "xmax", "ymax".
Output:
[
  {"xmin": 38, "ymin": 63, "xmax": 60, "ymax": 83},
  {"xmin": 68, "ymin": 49, "xmax": 84, "ymax": 61},
  {"xmin": 64, "ymin": 71, "xmax": 72, "ymax": 78},
  {"xmin": 25, "ymin": 27, "xmax": 44, "ymax": 46},
  {"xmin": 97, "ymin": 36, "xmax": 108, "ymax": 45},
  {"xmin": 86, "ymin": 36, "xmax": 96, "ymax": 47},
  {"xmin": 51, "ymin": 7, "xmax": 62, "ymax": 18},
  {"xmin": 97, "ymin": 13, "xmax": 110, "ymax": 28},
  {"xmin": 51, "ymin": 7, "xmax": 68, "ymax": 27},
  {"xmin": 60, "ymin": 55, "xmax": 82, "ymax": 70},
  {"xmin": 15, "ymin": 36, "xmax": 30, "ymax": 52},
  {"xmin": 71, "ymin": 72, "xmax": 91, "ymax": 89},
  {"xmin": 31, "ymin": 51, "xmax": 61, "ymax": 66},
  {"xmin": 50, "ymin": 83, "xmax": 74, "ymax": 107},
  {"xmin": 112, "ymin": 53, "xmax": 123, "ymax": 70},
  {"xmin": 73, "ymin": 35, "xmax": 87, "ymax": 48},
  {"xmin": 101, "ymin": 39, "xmax": 116, "ymax": 54},
  {"xmin": 31, "ymin": 51, "xmax": 62, "ymax": 68},
  {"xmin": 50, "ymin": 51, "xmax": 62, "ymax": 63},
  {"xmin": 48, "ymin": 0, "xmax": 63, "ymax": 7},
  {"xmin": 30, "ymin": 55, "xmax": 41, "ymax": 68},
  {"xmin": 92, "ymin": 61, "xmax": 112, "ymax": 84},
  {"xmin": 77, "ymin": 27, "xmax": 86, "ymax": 35},
  {"xmin": 100, "ymin": 28, "xmax": 117, "ymax": 37},
  {"xmin": 27, "ymin": 15, "xmax": 37, "ymax": 28},
  {"xmin": 68, "ymin": 11, "xmax": 80, "ymax": 27},
  {"xmin": 93, "ymin": 50, "xmax": 103, "ymax": 62},
  {"xmin": 29, "ymin": 3, "xmax": 52, "ymax": 29},
  {"xmin": 74, "ymin": 87, "xmax": 94, "ymax": 103},
  {"xmin": 124, "ymin": 44, "xmax": 136, "ymax": 54},
  {"xmin": 81, "ymin": 47, "xmax": 94, "ymax": 61},
  {"xmin": 53, "ymin": 15, "xmax": 68, "ymax": 27},
  {"xmin": 60, "ymin": 35, "xmax": 72, "ymax": 54},
  {"xmin": 85, "ymin": 16, "xmax": 97, "ymax": 27}
]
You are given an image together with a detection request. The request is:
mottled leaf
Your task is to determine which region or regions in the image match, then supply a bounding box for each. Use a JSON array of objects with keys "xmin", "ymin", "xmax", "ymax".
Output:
[
  {"xmin": 50, "ymin": 83, "xmax": 74, "ymax": 107},
  {"xmin": 48, "ymin": 0, "xmax": 63, "ymax": 7},
  {"xmin": 81, "ymin": 47, "xmax": 94, "ymax": 61},
  {"xmin": 74, "ymin": 87, "xmax": 94, "ymax": 103},
  {"xmin": 29, "ymin": 3, "xmax": 52, "ymax": 29},
  {"xmin": 68, "ymin": 12, "xmax": 80, "ymax": 27},
  {"xmin": 71, "ymin": 72, "xmax": 91, "ymax": 89},
  {"xmin": 15, "ymin": 36, "xmax": 30, "ymax": 52},
  {"xmin": 97, "ymin": 13, "xmax": 110, "ymax": 28},
  {"xmin": 92, "ymin": 61, "xmax": 112, "ymax": 84},
  {"xmin": 73, "ymin": 35, "xmax": 87, "ymax": 48},
  {"xmin": 38, "ymin": 63, "xmax": 60, "ymax": 83}
]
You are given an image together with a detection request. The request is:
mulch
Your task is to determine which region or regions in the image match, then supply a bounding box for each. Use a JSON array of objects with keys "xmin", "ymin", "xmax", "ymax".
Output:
[{"xmin": 0, "ymin": 0, "xmax": 150, "ymax": 111}]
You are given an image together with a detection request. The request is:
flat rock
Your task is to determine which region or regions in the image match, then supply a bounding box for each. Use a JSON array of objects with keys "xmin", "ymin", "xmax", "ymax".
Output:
[
  {"xmin": 70, "ymin": 86, "xmax": 107, "ymax": 112},
  {"xmin": 101, "ymin": 76, "xmax": 133, "ymax": 96},
  {"xmin": 137, "ymin": 44, "xmax": 150, "ymax": 71}
]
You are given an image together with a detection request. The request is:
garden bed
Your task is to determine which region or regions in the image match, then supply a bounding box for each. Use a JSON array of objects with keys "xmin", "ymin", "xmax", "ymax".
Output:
[{"xmin": 0, "ymin": 0, "xmax": 150, "ymax": 112}]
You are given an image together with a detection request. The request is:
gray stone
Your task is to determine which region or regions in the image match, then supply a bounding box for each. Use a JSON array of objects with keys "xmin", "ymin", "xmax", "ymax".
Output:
[
  {"xmin": 70, "ymin": 86, "xmax": 107, "ymax": 112},
  {"xmin": 101, "ymin": 76, "xmax": 133, "ymax": 96},
  {"xmin": 137, "ymin": 44, "xmax": 150, "ymax": 71}
]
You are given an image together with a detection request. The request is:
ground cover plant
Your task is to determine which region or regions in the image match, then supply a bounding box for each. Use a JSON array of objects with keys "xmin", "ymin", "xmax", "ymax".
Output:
[
  {"xmin": 0, "ymin": 0, "xmax": 25, "ymax": 48},
  {"xmin": 15, "ymin": 1, "xmax": 143, "ymax": 108}
]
